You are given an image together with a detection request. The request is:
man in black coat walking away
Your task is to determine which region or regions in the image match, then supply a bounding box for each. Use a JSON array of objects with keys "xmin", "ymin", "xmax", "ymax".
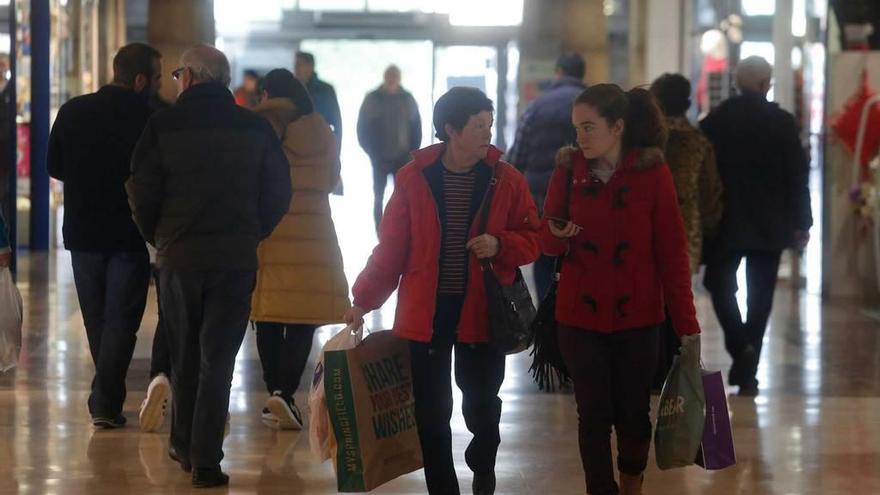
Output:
[
  {"xmin": 126, "ymin": 44, "xmax": 291, "ymax": 488},
  {"xmin": 506, "ymin": 53, "xmax": 586, "ymax": 298},
  {"xmin": 48, "ymin": 43, "xmax": 162, "ymax": 429},
  {"xmin": 700, "ymin": 56, "xmax": 812, "ymax": 396},
  {"xmin": 357, "ymin": 64, "xmax": 422, "ymax": 229}
]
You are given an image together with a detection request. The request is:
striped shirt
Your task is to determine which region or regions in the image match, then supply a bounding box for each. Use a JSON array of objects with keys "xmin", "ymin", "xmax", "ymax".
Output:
[{"xmin": 437, "ymin": 168, "xmax": 477, "ymax": 295}]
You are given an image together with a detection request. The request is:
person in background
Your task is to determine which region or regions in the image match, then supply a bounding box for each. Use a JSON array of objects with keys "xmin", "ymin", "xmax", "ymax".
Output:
[
  {"xmin": 138, "ymin": 243, "xmax": 173, "ymax": 433},
  {"xmin": 295, "ymin": 52, "xmax": 342, "ymax": 158},
  {"xmin": 700, "ymin": 56, "xmax": 812, "ymax": 396},
  {"xmin": 126, "ymin": 44, "xmax": 291, "ymax": 488},
  {"xmin": 506, "ymin": 53, "xmax": 586, "ymax": 298},
  {"xmin": 47, "ymin": 43, "xmax": 162, "ymax": 429},
  {"xmin": 357, "ymin": 64, "xmax": 422, "ymax": 229},
  {"xmin": 649, "ymin": 73, "xmax": 723, "ymax": 390},
  {"xmin": 345, "ymin": 87, "xmax": 540, "ymax": 495},
  {"xmin": 233, "ymin": 69, "xmax": 260, "ymax": 109},
  {"xmin": 250, "ymin": 68, "xmax": 351, "ymax": 430},
  {"xmin": 542, "ymin": 84, "xmax": 701, "ymax": 495}
]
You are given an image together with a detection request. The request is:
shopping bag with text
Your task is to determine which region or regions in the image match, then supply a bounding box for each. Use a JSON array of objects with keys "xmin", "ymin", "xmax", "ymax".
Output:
[{"xmin": 325, "ymin": 330, "xmax": 423, "ymax": 492}]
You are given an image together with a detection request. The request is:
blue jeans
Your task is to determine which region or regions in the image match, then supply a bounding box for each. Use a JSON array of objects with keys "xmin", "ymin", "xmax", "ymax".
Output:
[{"xmin": 71, "ymin": 249, "xmax": 150, "ymax": 418}]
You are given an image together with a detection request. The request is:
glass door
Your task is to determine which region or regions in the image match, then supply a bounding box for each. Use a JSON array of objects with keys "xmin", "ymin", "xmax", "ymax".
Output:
[{"xmin": 432, "ymin": 45, "xmax": 500, "ymax": 145}]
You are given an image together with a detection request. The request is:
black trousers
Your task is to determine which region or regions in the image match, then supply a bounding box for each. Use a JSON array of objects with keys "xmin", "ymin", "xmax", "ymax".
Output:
[
  {"xmin": 410, "ymin": 296, "xmax": 506, "ymax": 495},
  {"xmin": 371, "ymin": 155, "xmax": 408, "ymax": 229},
  {"xmin": 558, "ymin": 325, "xmax": 659, "ymax": 495},
  {"xmin": 149, "ymin": 267, "xmax": 171, "ymax": 379},
  {"xmin": 254, "ymin": 322, "xmax": 317, "ymax": 398},
  {"xmin": 70, "ymin": 250, "xmax": 150, "ymax": 418},
  {"xmin": 159, "ymin": 269, "xmax": 255, "ymax": 469},
  {"xmin": 704, "ymin": 249, "xmax": 782, "ymax": 385}
]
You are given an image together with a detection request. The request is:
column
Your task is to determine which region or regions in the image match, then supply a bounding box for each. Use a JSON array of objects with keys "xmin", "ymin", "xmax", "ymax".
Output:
[
  {"xmin": 29, "ymin": 0, "xmax": 49, "ymax": 251},
  {"xmin": 772, "ymin": 0, "xmax": 795, "ymax": 112},
  {"xmin": 645, "ymin": 0, "xmax": 686, "ymax": 84},
  {"xmin": 148, "ymin": 0, "xmax": 215, "ymax": 103}
]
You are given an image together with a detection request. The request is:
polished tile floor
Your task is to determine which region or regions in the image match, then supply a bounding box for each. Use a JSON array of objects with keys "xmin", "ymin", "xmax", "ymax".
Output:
[
  {"xmin": 3, "ymin": 245, "xmax": 880, "ymax": 495},
  {"xmin": 2, "ymin": 154, "xmax": 878, "ymax": 495}
]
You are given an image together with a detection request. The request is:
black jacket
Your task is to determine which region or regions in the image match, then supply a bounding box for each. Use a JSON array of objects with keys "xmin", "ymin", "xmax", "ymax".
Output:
[
  {"xmin": 357, "ymin": 86, "xmax": 421, "ymax": 167},
  {"xmin": 700, "ymin": 93, "xmax": 813, "ymax": 253},
  {"xmin": 506, "ymin": 76, "xmax": 585, "ymax": 212},
  {"xmin": 306, "ymin": 74, "xmax": 343, "ymax": 155},
  {"xmin": 126, "ymin": 83, "xmax": 292, "ymax": 271},
  {"xmin": 48, "ymin": 85, "xmax": 152, "ymax": 252}
]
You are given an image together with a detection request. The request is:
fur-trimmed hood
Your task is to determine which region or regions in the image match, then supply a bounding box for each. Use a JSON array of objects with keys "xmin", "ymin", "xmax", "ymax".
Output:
[{"xmin": 554, "ymin": 145, "xmax": 665, "ymax": 172}]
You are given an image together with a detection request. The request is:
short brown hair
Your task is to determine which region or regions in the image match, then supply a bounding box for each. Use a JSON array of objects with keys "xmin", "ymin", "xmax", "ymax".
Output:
[{"xmin": 112, "ymin": 43, "xmax": 161, "ymax": 87}]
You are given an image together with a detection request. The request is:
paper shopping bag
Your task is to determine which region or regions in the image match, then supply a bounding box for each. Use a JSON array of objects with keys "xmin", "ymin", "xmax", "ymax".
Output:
[
  {"xmin": 309, "ymin": 325, "xmax": 364, "ymax": 461},
  {"xmin": 655, "ymin": 335, "xmax": 705, "ymax": 470},
  {"xmin": 695, "ymin": 370, "xmax": 736, "ymax": 470},
  {"xmin": 325, "ymin": 330, "xmax": 423, "ymax": 492}
]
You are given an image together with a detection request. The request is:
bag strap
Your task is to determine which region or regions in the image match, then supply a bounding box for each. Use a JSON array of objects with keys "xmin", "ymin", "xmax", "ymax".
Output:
[
  {"xmin": 477, "ymin": 166, "xmax": 498, "ymax": 236},
  {"xmin": 477, "ymin": 165, "xmax": 499, "ymax": 270},
  {"xmin": 553, "ymin": 165, "xmax": 575, "ymax": 275}
]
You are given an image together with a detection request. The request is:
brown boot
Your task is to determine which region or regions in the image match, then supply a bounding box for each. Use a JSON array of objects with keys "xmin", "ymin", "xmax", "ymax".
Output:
[{"xmin": 618, "ymin": 473, "xmax": 644, "ymax": 495}]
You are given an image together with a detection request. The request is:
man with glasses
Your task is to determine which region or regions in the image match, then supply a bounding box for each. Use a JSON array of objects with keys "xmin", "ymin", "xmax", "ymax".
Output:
[
  {"xmin": 127, "ymin": 44, "xmax": 290, "ymax": 489},
  {"xmin": 48, "ymin": 43, "xmax": 162, "ymax": 430}
]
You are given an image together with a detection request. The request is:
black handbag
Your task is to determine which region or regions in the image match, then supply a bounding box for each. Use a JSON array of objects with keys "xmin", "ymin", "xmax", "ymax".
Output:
[
  {"xmin": 528, "ymin": 166, "xmax": 573, "ymax": 391},
  {"xmin": 478, "ymin": 170, "xmax": 537, "ymax": 355}
]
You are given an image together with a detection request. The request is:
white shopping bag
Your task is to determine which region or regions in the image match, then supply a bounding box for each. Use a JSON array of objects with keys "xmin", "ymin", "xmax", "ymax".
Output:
[
  {"xmin": 309, "ymin": 324, "xmax": 363, "ymax": 460},
  {"xmin": 0, "ymin": 268, "xmax": 22, "ymax": 372}
]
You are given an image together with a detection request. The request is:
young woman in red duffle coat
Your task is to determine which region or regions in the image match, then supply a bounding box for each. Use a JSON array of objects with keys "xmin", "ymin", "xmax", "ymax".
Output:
[{"xmin": 540, "ymin": 84, "xmax": 702, "ymax": 495}]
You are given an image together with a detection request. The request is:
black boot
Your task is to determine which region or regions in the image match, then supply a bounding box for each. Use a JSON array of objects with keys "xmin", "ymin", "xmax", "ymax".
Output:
[
  {"xmin": 473, "ymin": 472, "xmax": 496, "ymax": 495},
  {"xmin": 192, "ymin": 467, "xmax": 229, "ymax": 488},
  {"xmin": 168, "ymin": 446, "xmax": 192, "ymax": 472}
]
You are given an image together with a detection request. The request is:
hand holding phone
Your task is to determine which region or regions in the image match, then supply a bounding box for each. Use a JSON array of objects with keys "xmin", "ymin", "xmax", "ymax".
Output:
[{"xmin": 547, "ymin": 217, "xmax": 582, "ymax": 239}]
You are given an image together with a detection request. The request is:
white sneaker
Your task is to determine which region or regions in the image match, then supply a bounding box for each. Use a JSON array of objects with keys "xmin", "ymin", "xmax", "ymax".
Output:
[
  {"xmin": 266, "ymin": 392, "xmax": 304, "ymax": 431},
  {"xmin": 139, "ymin": 373, "xmax": 171, "ymax": 433}
]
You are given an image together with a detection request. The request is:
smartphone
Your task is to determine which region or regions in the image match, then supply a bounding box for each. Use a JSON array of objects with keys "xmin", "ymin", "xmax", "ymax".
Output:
[{"xmin": 547, "ymin": 216, "xmax": 582, "ymax": 230}]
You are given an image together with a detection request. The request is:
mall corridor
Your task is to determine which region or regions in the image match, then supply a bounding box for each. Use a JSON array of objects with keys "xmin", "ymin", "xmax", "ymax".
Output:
[{"xmin": 1, "ymin": 0, "xmax": 879, "ymax": 494}]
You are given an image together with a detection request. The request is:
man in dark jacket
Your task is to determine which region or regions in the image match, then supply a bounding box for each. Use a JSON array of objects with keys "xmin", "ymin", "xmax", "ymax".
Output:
[
  {"xmin": 506, "ymin": 53, "xmax": 586, "ymax": 298},
  {"xmin": 295, "ymin": 51, "xmax": 342, "ymax": 156},
  {"xmin": 357, "ymin": 65, "xmax": 422, "ymax": 229},
  {"xmin": 47, "ymin": 43, "xmax": 162, "ymax": 429},
  {"xmin": 700, "ymin": 56, "xmax": 812, "ymax": 396},
  {"xmin": 296, "ymin": 51, "xmax": 343, "ymax": 194},
  {"xmin": 126, "ymin": 44, "xmax": 291, "ymax": 488}
]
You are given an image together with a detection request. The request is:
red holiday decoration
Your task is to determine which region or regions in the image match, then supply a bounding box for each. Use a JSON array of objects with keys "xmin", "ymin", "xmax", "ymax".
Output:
[{"xmin": 830, "ymin": 69, "xmax": 880, "ymax": 180}]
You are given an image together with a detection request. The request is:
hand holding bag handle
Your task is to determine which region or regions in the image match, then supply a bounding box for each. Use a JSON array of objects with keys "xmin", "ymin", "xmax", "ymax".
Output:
[{"xmin": 477, "ymin": 166, "xmax": 537, "ymax": 355}]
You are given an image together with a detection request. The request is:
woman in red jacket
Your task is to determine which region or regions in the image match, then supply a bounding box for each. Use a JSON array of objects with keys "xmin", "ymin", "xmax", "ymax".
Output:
[
  {"xmin": 345, "ymin": 87, "xmax": 540, "ymax": 495},
  {"xmin": 542, "ymin": 84, "xmax": 700, "ymax": 495}
]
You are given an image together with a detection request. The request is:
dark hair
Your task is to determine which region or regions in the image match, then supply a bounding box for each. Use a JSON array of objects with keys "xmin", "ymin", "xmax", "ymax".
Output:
[
  {"xmin": 295, "ymin": 51, "xmax": 315, "ymax": 67},
  {"xmin": 261, "ymin": 68, "xmax": 314, "ymax": 115},
  {"xmin": 556, "ymin": 53, "xmax": 586, "ymax": 80},
  {"xmin": 574, "ymin": 83, "xmax": 667, "ymax": 150},
  {"xmin": 432, "ymin": 87, "xmax": 494, "ymax": 142},
  {"xmin": 649, "ymin": 73, "xmax": 692, "ymax": 117},
  {"xmin": 112, "ymin": 43, "xmax": 161, "ymax": 87},
  {"xmin": 243, "ymin": 69, "xmax": 259, "ymax": 80}
]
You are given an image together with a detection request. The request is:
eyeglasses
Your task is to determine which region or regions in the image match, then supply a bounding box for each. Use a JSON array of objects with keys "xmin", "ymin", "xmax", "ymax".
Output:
[{"xmin": 171, "ymin": 67, "xmax": 185, "ymax": 81}]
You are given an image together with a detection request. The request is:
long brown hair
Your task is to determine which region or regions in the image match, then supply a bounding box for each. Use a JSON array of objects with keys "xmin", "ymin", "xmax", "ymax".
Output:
[{"xmin": 574, "ymin": 83, "xmax": 667, "ymax": 151}]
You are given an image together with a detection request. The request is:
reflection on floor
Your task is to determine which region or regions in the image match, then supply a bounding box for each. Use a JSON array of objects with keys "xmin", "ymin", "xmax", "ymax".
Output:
[{"xmin": 2, "ymin": 244, "xmax": 880, "ymax": 494}]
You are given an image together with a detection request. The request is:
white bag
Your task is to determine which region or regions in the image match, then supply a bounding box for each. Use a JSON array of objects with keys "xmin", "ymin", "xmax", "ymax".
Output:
[
  {"xmin": 309, "ymin": 324, "xmax": 363, "ymax": 460},
  {"xmin": 0, "ymin": 268, "xmax": 22, "ymax": 372}
]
